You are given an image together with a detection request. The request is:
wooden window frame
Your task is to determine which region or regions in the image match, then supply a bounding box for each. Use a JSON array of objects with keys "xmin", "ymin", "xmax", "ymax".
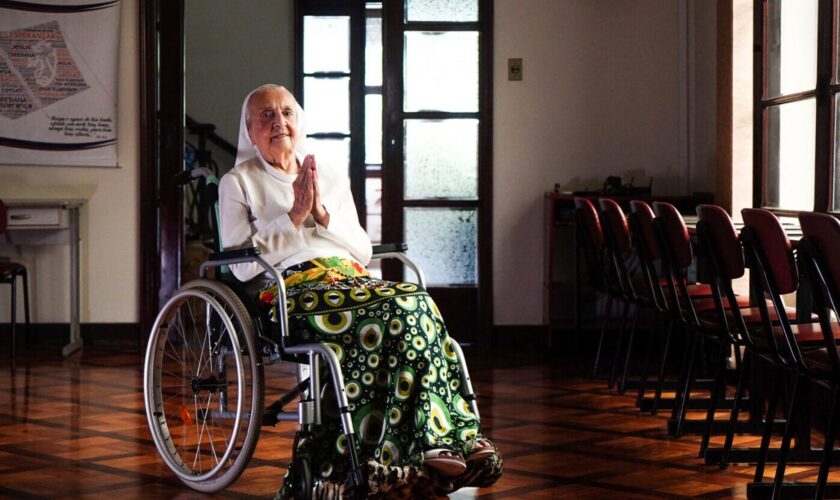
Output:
[{"xmin": 754, "ymin": 0, "xmax": 836, "ymax": 214}]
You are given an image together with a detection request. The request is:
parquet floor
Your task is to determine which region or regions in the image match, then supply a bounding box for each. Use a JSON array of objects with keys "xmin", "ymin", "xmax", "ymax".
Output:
[{"xmin": 0, "ymin": 344, "xmax": 838, "ymax": 499}]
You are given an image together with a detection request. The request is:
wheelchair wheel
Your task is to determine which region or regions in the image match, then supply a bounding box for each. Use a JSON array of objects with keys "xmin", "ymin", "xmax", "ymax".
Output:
[
  {"xmin": 144, "ymin": 279, "xmax": 264, "ymax": 492},
  {"xmin": 292, "ymin": 454, "xmax": 313, "ymax": 500}
]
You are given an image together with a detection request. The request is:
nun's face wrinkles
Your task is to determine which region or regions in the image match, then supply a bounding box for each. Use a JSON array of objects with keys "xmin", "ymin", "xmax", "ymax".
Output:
[{"xmin": 247, "ymin": 87, "xmax": 299, "ymax": 171}]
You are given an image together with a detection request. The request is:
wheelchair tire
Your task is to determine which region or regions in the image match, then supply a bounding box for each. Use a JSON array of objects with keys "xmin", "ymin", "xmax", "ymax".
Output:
[
  {"xmin": 292, "ymin": 454, "xmax": 313, "ymax": 500},
  {"xmin": 144, "ymin": 279, "xmax": 264, "ymax": 493}
]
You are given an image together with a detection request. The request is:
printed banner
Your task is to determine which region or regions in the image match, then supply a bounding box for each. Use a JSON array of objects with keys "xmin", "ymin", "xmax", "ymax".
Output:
[{"xmin": 0, "ymin": 0, "xmax": 121, "ymax": 167}]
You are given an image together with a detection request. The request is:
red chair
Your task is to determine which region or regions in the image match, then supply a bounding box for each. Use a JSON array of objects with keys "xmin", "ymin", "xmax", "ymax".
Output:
[
  {"xmin": 573, "ymin": 198, "xmax": 618, "ymax": 378},
  {"xmin": 694, "ymin": 205, "xmax": 810, "ymax": 466},
  {"xmin": 0, "ymin": 200, "xmax": 30, "ymax": 357},
  {"xmin": 796, "ymin": 211, "xmax": 840, "ymax": 499},
  {"xmin": 628, "ymin": 200, "xmax": 721, "ymax": 412},
  {"xmin": 653, "ymin": 201, "xmax": 736, "ymax": 437},
  {"xmin": 598, "ymin": 198, "xmax": 654, "ymax": 393},
  {"xmin": 741, "ymin": 208, "xmax": 835, "ymax": 497}
]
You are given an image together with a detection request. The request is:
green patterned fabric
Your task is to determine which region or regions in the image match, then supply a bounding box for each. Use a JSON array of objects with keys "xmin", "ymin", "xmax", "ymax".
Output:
[{"xmin": 262, "ymin": 259, "xmax": 501, "ymax": 496}]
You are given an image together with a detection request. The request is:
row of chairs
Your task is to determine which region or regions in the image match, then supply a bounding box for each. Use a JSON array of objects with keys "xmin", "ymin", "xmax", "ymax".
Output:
[{"xmin": 574, "ymin": 197, "xmax": 840, "ymax": 499}]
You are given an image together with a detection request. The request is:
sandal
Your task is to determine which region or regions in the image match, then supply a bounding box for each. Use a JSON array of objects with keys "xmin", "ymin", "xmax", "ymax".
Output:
[
  {"xmin": 424, "ymin": 448, "xmax": 466, "ymax": 476},
  {"xmin": 466, "ymin": 438, "xmax": 497, "ymax": 462}
]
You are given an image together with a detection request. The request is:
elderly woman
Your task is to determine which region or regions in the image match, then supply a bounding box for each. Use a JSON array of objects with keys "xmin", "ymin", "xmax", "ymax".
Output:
[{"xmin": 219, "ymin": 84, "xmax": 501, "ymax": 498}]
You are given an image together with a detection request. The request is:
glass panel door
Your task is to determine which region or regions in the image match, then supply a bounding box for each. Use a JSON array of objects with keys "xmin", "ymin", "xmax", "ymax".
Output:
[{"xmin": 383, "ymin": 0, "xmax": 490, "ymax": 343}]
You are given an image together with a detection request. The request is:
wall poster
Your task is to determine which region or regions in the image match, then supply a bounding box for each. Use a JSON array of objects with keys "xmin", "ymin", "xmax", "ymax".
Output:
[{"xmin": 0, "ymin": 0, "xmax": 121, "ymax": 167}]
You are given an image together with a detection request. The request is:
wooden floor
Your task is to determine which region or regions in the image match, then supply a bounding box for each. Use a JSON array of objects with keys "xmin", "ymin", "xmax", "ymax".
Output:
[{"xmin": 0, "ymin": 344, "xmax": 838, "ymax": 499}]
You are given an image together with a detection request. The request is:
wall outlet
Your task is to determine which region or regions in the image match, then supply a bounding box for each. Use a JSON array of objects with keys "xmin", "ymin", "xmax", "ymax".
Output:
[{"xmin": 508, "ymin": 58, "xmax": 523, "ymax": 81}]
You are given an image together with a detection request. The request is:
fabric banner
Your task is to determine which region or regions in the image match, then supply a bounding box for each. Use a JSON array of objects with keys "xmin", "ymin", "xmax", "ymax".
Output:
[{"xmin": 0, "ymin": 0, "xmax": 121, "ymax": 167}]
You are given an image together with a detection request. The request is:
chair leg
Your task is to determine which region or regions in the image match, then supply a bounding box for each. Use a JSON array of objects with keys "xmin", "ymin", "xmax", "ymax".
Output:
[
  {"xmin": 700, "ymin": 339, "xmax": 730, "ymax": 457},
  {"xmin": 609, "ymin": 302, "xmax": 631, "ymax": 389},
  {"xmin": 618, "ymin": 305, "xmax": 641, "ymax": 395},
  {"xmin": 755, "ymin": 369, "xmax": 782, "ymax": 483},
  {"xmin": 814, "ymin": 385, "xmax": 840, "ymax": 500},
  {"xmin": 673, "ymin": 331, "xmax": 699, "ymax": 438},
  {"xmin": 592, "ymin": 295, "xmax": 613, "ymax": 378},
  {"xmin": 771, "ymin": 372, "xmax": 801, "ymax": 499},
  {"xmin": 22, "ymin": 269, "xmax": 30, "ymax": 349},
  {"xmin": 636, "ymin": 313, "xmax": 662, "ymax": 406},
  {"xmin": 651, "ymin": 319, "xmax": 674, "ymax": 415},
  {"xmin": 720, "ymin": 350, "xmax": 750, "ymax": 469},
  {"xmin": 10, "ymin": 277, "xmax": 16, "ymax": 357}
]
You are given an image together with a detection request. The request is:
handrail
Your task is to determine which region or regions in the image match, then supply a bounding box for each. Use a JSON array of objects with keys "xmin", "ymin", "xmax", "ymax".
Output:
[{"xmin": 186, "ymin": 114, "xmax": 236, "ymax": 157}]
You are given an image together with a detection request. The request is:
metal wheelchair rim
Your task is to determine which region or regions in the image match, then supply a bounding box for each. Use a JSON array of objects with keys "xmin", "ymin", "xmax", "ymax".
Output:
[{"xmin": 143, "ymin": 288, "xmax": 245, "ymax": 483}]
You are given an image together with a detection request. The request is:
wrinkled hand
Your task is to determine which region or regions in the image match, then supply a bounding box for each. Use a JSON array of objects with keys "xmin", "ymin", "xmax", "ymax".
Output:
[{"xmin": 289, "ymin": 156, "xmax": 315, "ymax": 228}]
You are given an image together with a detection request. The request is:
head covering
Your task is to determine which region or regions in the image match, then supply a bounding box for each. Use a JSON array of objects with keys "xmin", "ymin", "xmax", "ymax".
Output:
[{"xmin": 235, "ymin": 84, "xmax": 307, "ymax": 167}]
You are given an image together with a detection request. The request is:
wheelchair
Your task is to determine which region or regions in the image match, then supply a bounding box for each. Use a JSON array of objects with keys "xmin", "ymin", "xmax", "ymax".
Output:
[{"xmin": 143, "ymin": 172, "xmax": 480, "ymax": 496}]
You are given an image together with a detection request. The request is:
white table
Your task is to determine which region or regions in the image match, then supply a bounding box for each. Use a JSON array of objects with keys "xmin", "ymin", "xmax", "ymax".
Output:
[{"xmin": 3, "ymin": 199, "xmax": 85, "ymax": 356}]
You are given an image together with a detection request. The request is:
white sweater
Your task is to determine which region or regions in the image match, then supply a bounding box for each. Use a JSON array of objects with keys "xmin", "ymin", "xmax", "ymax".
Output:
[{"xmin": 218, "ymin": 156, "xmax": 373, "ymax": 282}]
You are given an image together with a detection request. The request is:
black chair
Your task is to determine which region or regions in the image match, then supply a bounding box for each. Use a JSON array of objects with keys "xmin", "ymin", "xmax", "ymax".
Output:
[
  {"xmin": 741, "ymin": 208, "xmax": 832, "ymax": 498},
  {"xmin": 796, "ymin": 211, "xmax": 840, "ymax": 499},
  {"xmin": 0, "ymin": 199, "xmax": 30, "ymax": 357},
  {"xmin": 574, "ymin": 197, "xmax": 622, "ymax": 379}
]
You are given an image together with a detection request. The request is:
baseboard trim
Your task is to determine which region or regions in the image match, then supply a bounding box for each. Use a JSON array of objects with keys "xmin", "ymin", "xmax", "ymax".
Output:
[{"xmin": 0, "ymin": 323, "xmax": 139, "ymax": 351}]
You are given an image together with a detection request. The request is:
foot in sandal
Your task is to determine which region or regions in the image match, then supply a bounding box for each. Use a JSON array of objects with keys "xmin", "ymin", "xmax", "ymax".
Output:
[
  {"xmin": 424, "ymin": 448, "xmax": 467, "ymax": 476},
  {"xmin": 466, "ymin": 438, "xmax": 497, "ymax": 462}
]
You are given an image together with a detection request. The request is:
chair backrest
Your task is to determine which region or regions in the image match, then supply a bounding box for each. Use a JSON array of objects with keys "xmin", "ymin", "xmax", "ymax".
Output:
[
  {"xmin": 741, "ymin": 208, "xmax": 802, "ymax": 367},
  {"xmin": 598, "ymin": 198, "xmax": 632, "ymax": 253},
  {"xmin": 741, "ymin": 208, "xmax": 798, "ymax": 294},
  {"xmin": 696, "ymin": 205, "xmax": 745, "ymax": 281},
  {"xmin": 652, "ymin": 201, "xmax": 693, "ymax": 269},
  {"xmin": 628, "ymin": 200, "xmax": 667, "ymax": 311},
  {"xmin": 629, "ymin": 200, "xmax": 660, "ymax": 260},
  {"xmin": 695, "ymin": 204, "xmax": 754, "ymax": 347},
  {"xmin": 798, "ymin": 212, "xmax": 840, "ymax": 371},
  {"xmin": 799, "ymin": 212, "xmax": 840, "ymax": 299},
  {"xmin": 573, "ymin": 197, "xmax": 604, "ymax": 249},
  {"xmin": 0, "ymin": 199, "xmax": 6, "ymax": 235}
]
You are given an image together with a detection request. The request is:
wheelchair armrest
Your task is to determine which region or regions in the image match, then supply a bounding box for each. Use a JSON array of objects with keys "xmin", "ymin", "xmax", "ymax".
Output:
[
  {"xmin": 372, "ymin": 243, "xmax": 407, "ymax": 256},
  {"xmin": 370, "ymin": 242, "xmax": 426, "ymax": 289},
  {"xmin": 208, "ymin": 246, "xmax": 261, "ymax": 262}
]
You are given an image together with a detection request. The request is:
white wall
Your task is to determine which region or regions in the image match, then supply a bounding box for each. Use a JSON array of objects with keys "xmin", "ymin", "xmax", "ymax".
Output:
[
  {"xmin": 0, "ymin": 0, "xmax": 139, "ymax": 324},
  {"xmin": 493, "ymin": 0, "xmax": 717, "ymax": 325}
]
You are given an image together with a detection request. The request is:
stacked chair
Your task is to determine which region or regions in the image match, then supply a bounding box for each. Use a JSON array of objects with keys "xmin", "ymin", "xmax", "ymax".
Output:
[
  {"xmin": 572, "ymin": 198, "xmax": 616, "ymax": 379},
  {"xmin": 738, "ymin": 209, "xmax": 840, "ymax": 499},
  {"xmin": 798, "ymin": 211, "xmax": 840, "ymax": 499},
  {"xmin": 597, "ymin": 198, "xmax": 654, "ymax": 393},
  {"xmin": 570, "ymin": 197, "xmax": 840, "ymax": 500},
  {"xmin": 651, "ymin": 202, "xmax": 760, "ymax": 438}
]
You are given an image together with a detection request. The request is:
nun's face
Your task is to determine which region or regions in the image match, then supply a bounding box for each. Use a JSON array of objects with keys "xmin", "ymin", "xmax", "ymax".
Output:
[{"xmin": 247, "ymin": 87, "xmax": 299, "ymax": 169}]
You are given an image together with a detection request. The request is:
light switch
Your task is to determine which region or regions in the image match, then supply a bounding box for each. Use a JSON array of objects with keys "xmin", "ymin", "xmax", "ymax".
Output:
[{"xmin": 508, "ymin": 58, "xmax": 523, "ymax": 81}]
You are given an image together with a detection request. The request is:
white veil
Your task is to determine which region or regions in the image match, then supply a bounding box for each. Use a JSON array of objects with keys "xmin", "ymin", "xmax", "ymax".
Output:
[{"xmin": 234, "ymin": 84, "xmax": 307, "ymax": 167}]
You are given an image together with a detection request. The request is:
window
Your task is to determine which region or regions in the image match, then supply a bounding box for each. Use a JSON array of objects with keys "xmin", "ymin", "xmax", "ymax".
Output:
[{"xmin": 756, "ymin": 0, "xmax": 836, "ymax": 212}]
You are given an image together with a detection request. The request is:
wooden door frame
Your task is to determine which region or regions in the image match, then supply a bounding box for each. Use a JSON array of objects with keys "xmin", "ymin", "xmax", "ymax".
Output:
[
  {"xmin": 139, "ymin": 0, "xmax": 185, "ymax": 342},
  {"xmin": 382, "ymin": 0, "xmax": 493, "ymax": 345}
]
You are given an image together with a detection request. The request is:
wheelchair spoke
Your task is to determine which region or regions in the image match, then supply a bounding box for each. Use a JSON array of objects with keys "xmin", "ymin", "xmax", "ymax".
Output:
[{"xmin": 146, "ymin": 282, "xmax": 262, "ymax": 488}]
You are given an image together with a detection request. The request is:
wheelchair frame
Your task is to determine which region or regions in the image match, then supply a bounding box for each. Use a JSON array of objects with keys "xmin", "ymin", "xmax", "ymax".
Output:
[{"xmin": 143, "ymin": 174, "xmax": 479, "ymax": 495}]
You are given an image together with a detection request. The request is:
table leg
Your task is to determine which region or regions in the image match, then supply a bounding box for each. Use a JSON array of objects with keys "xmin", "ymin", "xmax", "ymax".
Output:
[{"xmin": 62, "ymin": 207, "xmax": 82, "ymax": 356}]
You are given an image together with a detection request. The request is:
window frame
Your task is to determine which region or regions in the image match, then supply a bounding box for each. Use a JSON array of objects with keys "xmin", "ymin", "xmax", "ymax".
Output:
[
  {"xmin": 755, "ymin": 0, "xmax": 836, "ymax": 214},
  {"xmin": 295, "ymin": 0, "xmax": 367, "ymax": 221}
]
